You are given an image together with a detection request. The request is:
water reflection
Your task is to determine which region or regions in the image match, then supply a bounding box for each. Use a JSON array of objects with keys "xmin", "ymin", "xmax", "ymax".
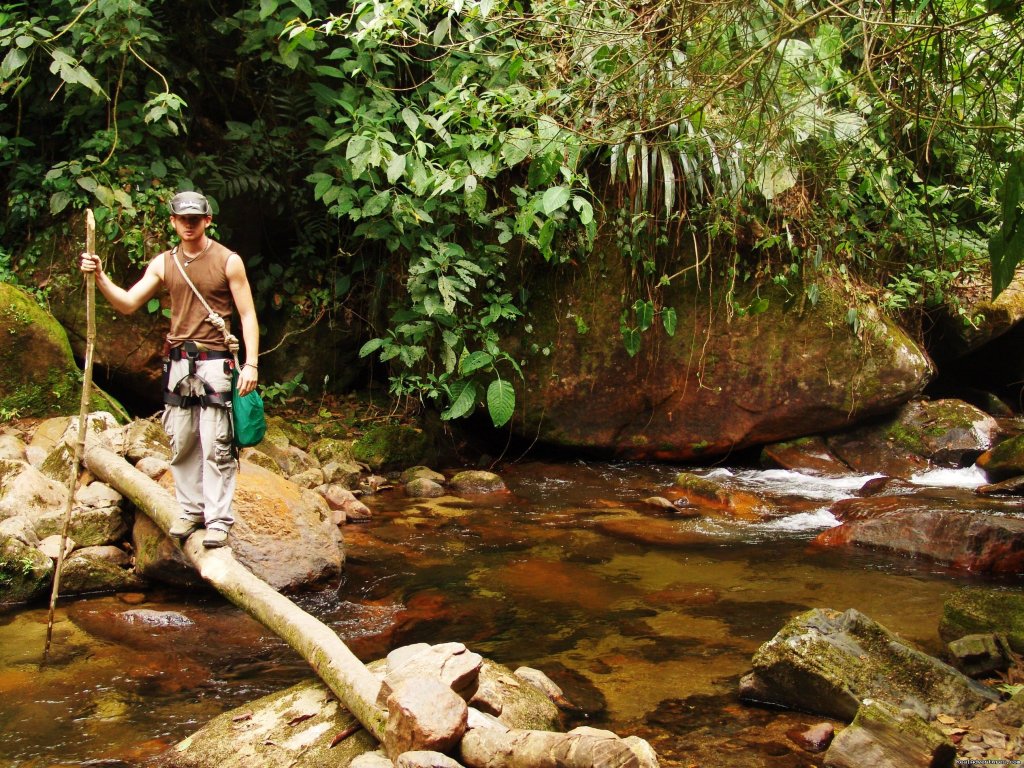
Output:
[{"xmin": 0, "ymin": 461, "xmax": 998, "ymax": 767}]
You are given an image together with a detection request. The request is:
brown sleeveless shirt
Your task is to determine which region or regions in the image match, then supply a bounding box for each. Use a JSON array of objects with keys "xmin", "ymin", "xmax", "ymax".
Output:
[{"xmin": 163, "ymin": 240, "xmax": 235, "ymax": 350}]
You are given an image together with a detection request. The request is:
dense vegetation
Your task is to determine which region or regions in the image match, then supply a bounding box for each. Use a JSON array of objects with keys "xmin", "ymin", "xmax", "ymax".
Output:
[{"xmin": 2, "ymin": 0, "xmax": 1023, "ymax": 425}]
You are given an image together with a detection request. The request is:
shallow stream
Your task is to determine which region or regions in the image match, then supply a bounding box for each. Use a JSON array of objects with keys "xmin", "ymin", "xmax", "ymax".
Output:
[{"xmin": 0, "ymin": 460, "xmax": 1008, "ymax": 767}]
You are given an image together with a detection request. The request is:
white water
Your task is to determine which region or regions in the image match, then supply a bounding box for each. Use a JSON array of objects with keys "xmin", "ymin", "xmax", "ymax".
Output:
[
  {"xmin": 910, "ymin": 465, "xmax": 989, "ymax": 488},
  {"xmin": 703, "ymin": 464, "xmax": 992, "ymax": 534}
]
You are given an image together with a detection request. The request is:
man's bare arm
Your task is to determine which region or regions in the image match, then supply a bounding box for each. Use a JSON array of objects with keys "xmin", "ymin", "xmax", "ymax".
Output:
[
  {"xmin": 226, "ymin": 253, "xmax": 260, "ymax": 397},
  {"xmin": 80, "ymin": 252, "xmax": 165, "ymax": 314}
]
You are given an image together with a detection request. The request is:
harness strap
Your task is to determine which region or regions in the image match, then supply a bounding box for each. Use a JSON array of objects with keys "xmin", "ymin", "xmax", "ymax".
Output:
[{"xmin": 162, "ymin": 344, "xmax": 233, "ymax": 410}]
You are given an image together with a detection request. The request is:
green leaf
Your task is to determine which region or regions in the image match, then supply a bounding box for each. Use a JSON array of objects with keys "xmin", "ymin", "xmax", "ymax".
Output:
[
  {"xmin": 537, "ymin": 218, "xmax": 556, "ymax": 253},
  {"xmin": 432, "ymin": 16, "xmax": 451, "ymax": 46},
  {"xmin": 442, "ymin": 381, "xmax": 478, "ymax": 421},
  {"xmin": 749, "ymin": 297, "xmax": 770, "ymax": 315},
  {"xmin": 501, "ymin": 129, "xmax": 533, "ymax": 167},
  {"xmin": 541, "ymin": 186, "xmax": 571, "ymax": 215},
  {"xmin": 460, "ymin": 350, "xmax": 493, "ymax": 375},
  {"xmin": 991, "ymin": 154, "xmax": 1024, "ymax": 298},
  {"xmin": 487, "ymin": 379, "xmax": 515, "ymax": 427},
  {"xmin": 358, "ymin": 338, "xmax": 385, "ymax": 358},
  {"xmin": 468, "ymin": 150, "xmax": 493, "ymax": 177},
  {"xmin": 49, "ymin": 191, "xmax": 71, "ymax": 215},
  {"xmin": 386, "ymin": 153, "xmax": 406, "ymax": 184},
  {"xmin": 291, "ymin": 0, "xmax": 313, "ymax": 15},
  {"xmin": 572, "ymin": 196, "xmax": 594, "ymax": 225},
  {"xmin": 634, "ymin": 299, "xmax": 654, "ymax": 331},
  {"xmin": 363, "ymin": 190, "xmax": 391, "ymax": 217},
  {"xmin": 662, "ymin": 307, "xmax": 678, "ymax": 337},
  {"xmin": 622, "ymin": 327, "xmax": 641, "ymax": 357},
  {"xmin": 401, "ymin": 108, "xmax": 420, "ymax": 133},
  {"xmin": 1, "ymin": 48, "xmax": 28, "ymax": 78},
  {"xmin": 146, "ymin": 298, "xmax": 161, "ymax": 314}
]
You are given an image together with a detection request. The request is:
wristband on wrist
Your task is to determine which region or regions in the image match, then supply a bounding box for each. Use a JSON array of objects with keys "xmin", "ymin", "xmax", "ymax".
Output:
[{"xmin": 243, "ymin": 363, "xmax": 258, "ymax": 370}]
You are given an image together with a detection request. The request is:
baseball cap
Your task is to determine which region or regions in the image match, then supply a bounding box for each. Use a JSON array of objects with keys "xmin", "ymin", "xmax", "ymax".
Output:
[{"xmin": 169, "ymin": 191, "xmax": 211, "ymax": 216}]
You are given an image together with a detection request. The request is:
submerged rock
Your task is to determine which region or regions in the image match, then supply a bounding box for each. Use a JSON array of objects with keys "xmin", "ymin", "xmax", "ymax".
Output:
[
  {"xmin": 940, "ymin": 587, "xmax": 1024, "ymax": 654},
  {"xmin": 760, "ymin": 436, "xmax": 852, "ymax": 476},
  {"xmin": 449, "ymin": 471, "xmax": 506, "ymax": 495},
  {"xmin": 739, "ymin": 607, "xmax": 999, "ymax": 721},
  {"xmin": 673, "ymin": 472, "xmax": 774, "ymax": 520}
]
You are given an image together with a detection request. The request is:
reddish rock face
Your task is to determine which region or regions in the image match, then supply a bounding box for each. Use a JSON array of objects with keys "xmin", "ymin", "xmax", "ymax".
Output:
[
  {"xmin": 814, "ymin": 497, "xmax": 1024, "ymax": 574},
  {"xmin": 508, "ymin": 259, "xmax": 932, "ymax": 461}
]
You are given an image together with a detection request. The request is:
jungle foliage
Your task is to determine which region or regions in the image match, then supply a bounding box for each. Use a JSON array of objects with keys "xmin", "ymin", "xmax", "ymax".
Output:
[{"xmin": 2, "ymin": 0, "xmax": 1024, "ymax": 426}]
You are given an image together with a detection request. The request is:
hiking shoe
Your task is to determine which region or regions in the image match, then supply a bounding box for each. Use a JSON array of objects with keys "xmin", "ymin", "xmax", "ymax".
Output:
[
  {"xmin": 169, "ymin": 517, "xmax": 203, "ymax": 541},
  {"xmin": 203, "ymin": 528, "xmax": 229, "ymax": 548}
]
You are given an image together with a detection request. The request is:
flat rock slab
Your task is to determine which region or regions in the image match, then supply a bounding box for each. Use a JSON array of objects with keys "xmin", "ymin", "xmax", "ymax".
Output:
[{"xmin": 815, "ymin": 501, "xmax": 1024, "ymax": 574}]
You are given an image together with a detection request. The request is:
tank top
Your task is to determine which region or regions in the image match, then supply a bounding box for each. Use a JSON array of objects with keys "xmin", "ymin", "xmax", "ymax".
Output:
[{"xmin": 163, "ymin": 240, "xmax": 235, "ymax": 350}]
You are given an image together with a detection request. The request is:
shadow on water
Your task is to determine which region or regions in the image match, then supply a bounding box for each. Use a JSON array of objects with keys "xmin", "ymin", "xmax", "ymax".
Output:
[{"xmin": 0, "ymin": 459, "xmax": 1012, "ymax": 767}]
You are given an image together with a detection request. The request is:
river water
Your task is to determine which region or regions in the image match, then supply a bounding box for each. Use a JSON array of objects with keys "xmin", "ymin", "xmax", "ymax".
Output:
[{"xmin": 0, "ymin": 460, "xmax": 1001, "ymax": 767}]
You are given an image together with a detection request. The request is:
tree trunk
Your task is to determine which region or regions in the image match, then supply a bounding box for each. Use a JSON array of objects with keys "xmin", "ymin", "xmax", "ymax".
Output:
[{"xmin": 82, "ymin": 442, "xmax": 387, "ymax": 742}]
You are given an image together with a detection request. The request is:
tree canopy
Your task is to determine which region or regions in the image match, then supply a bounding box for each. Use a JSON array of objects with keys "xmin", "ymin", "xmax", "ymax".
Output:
[{"xmin": 2, "ymin": 0, "xmax": 1023, "ymax": 425}]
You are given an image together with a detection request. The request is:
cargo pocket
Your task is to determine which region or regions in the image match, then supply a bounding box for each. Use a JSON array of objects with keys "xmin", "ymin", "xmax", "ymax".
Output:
[{"xmin": 213, "ymin": 408, "xmax": 236, "ymax": 467}]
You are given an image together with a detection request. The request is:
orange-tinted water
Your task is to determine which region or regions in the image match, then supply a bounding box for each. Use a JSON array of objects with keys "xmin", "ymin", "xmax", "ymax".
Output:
[{"xmin": 0, "ymin": 460, "xmax": 991, "ymax": 767}]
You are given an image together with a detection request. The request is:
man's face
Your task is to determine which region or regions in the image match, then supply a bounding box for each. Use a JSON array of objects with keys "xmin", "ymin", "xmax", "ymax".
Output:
[{"xmin": 171, "ymin": 214, "xmax": 211, "ymax": 242}]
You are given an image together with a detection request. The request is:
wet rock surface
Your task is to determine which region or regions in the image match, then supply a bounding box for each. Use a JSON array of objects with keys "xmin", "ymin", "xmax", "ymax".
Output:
[{"xmin": 740, "ymin": 607, "xmax": 1000, "ymax": 720}]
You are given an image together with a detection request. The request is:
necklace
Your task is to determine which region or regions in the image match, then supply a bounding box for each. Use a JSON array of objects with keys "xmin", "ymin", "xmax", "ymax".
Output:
[{"xmin": 181, "ymin": 238, "xmax": 211, "ymax": 267}]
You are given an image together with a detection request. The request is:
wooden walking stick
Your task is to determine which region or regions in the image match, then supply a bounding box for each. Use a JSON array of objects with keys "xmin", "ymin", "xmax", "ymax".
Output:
[{"xmin": 44, "ymin": 208, "xmax": 96, "ymax": 660}]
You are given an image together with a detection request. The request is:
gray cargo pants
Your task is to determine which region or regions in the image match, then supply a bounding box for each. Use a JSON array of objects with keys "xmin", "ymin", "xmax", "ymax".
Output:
[{"xmin": 161, "ymin": 357, "xmax": 236, "ymax": 532}]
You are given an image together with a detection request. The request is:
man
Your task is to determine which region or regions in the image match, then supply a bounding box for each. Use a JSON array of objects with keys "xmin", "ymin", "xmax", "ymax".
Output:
[{"xmin": 80, "ymin": 190, "xmax": 259, "ymax": 548}]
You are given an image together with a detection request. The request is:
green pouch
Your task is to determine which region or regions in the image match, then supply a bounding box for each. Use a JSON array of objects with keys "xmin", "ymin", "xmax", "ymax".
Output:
[{"xmin": 231, "ymin": 369, "xmax": 266, "ymax": 447}]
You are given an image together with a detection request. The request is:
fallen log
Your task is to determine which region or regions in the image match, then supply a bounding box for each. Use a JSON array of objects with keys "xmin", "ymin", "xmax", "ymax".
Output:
[
  {"xmin": 460, "ymin": 728, "xmax": 641, "ymax": 768},
  {"xmin": 82, "ymin": 441, "xmax": 387, "ymax": 741},
  {"xmin": 83, "ymin": 438, "xmax": 660, "ymax": 768}
]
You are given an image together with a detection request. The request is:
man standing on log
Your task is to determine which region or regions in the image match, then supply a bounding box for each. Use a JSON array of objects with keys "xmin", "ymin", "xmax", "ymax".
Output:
[{"xmin": 79, "ymin": 191, "xmax": 259, "ymax": 548}]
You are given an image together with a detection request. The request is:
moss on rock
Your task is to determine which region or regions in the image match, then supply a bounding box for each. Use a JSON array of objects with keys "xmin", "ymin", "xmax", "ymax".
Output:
[
  {"xmin": 978, "ymin": 434, "xmax": 1024, "ymax": 481},
  {"xmin": 940, "ymin": 587, "xmax": 1024, "ymax": 653},
  {"xmin": 0, "ymin": 282, "xmax": 126, "ymax": 420},
  {"xmin": 0, "ymin": 537, "xmax": 52, "ymax": 606},
  {"xmin": 353, "ymin": 425, "xmax": 429, "ymax": 471}
]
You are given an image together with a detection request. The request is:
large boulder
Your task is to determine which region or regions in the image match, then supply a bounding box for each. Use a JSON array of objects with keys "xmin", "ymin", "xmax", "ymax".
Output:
[
  {"xmin": 135, "ymin": 461, "xmax": 343, "ymax": 591},
  {"xmin": 0, "ymin": 282, "xmax": 126, "ymax": 419},
  {"xmin": 827, "ymin": 399, "xmax": 999, "ymax": 476},
  {"xmin": 58, "ymin": 545, "xmax": 145, "ymax": 595},
  {"xmin": 739, "ymin": 607, "xmax": 999, "ymax": 721},
  {"xmin": 506, "ymin": 257, "xmax": 931, "ymax": 460}
]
